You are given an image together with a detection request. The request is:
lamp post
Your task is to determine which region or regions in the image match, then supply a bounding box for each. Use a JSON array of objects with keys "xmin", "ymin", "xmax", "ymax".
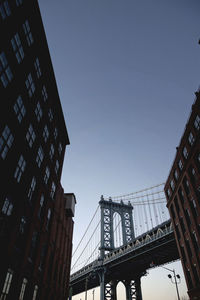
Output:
[
  {"xmin": 92, "ymin": 289, "xmax": 95, "ymax": 300},
  {"xmin": 162, "ymin": 266, "xmax": 181, "ymax": 300}
]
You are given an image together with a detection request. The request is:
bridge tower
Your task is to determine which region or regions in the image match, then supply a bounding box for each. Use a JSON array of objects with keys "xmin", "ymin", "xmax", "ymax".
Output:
[
  {"xmin": 99, "ymin": 196, "xmax": 134, "ymax": 259},
  {"xmin": 98, "ymin": 197, "xmax": 144, "ymax": 300}
]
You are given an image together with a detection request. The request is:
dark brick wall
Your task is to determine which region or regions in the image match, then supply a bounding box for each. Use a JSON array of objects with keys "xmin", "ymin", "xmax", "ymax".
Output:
[{"xmin": 165, "ymin": 91, "xmax": 200, "ymax": 299}]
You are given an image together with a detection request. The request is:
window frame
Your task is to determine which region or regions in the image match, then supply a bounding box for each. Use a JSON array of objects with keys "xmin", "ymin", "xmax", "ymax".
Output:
[
  {"xmin": 11, "ymin": 33, "xmax": 24, "ymax": 64},
  {"xmin": 0, "ymin": 125, "xmax": 14, "ymax": 159},
  {"xmin": 14, "ymin": 155, "xmax": 26, "ymax": 183}
]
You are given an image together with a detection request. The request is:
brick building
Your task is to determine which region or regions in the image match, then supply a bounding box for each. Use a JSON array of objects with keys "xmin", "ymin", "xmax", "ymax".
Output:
[
  {"xmin": 0, "ymin": 0, "xmax": 75, "ymax": 299},
  {"xmin": 165, "ymin": 91, "xmax": 200, "ymax": 299}
]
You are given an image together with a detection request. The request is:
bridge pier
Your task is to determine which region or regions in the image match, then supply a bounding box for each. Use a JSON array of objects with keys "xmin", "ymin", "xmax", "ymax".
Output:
[
  {"xmin": 99, "ymin": 268, "xmax": 105, "ymax": 300},
  {"xmin": 99, "ymin": 269, "xmax": 118, "ymax": 300},
  {"xmin": 104, "ymin": 280, "xmax": 117, "ymax": 300},
  {"xmin": 124, "ymin": 276, "xmax": 143, "ymax": 300},
  {"xmin": 98, "ymin": 273, "xmax": 143, "ymax": 300}
]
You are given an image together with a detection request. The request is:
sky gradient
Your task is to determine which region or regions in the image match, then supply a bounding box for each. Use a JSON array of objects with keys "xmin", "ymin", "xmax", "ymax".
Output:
[{"xmin": 38, "ymin": 0, "xmax": 200, "ymax": 299}]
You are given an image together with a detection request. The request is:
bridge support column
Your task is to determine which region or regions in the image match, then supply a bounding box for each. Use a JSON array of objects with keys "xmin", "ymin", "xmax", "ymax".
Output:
[
  {"xmin": 104, "ymin": 280, "xmax": 117, "ymax": 300},
  {"xmin": 99, "ymin": 269, "xmax": 105, "ymax": 300},
  {"xmin": 98, "ymin": 266, "xmax": 117, "ymax": 300},
  {"xmin": 124, "ymin": 276, "xmax": 143, "ymax": 300}
]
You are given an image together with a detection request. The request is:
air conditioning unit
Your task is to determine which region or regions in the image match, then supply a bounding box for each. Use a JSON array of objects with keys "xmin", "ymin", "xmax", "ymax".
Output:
[{"xmin": 64, "ymin": 193, "xmax": 76, "ymax": 217}]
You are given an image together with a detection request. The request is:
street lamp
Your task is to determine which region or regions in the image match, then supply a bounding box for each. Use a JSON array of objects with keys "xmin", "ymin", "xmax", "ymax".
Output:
[
  {"xmin": 92, "ymin": 289, "xmax": 95, "ymax": 300},
  {"xmin": 162, "ymin": 266, "xmax": 181, "ymax": 300}
]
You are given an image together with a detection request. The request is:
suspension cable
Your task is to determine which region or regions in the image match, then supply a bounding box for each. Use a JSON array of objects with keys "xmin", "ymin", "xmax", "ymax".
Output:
[
  {"xmin": 72, "ymin": 205, "xmax": 100, "ymax": 257},
  {"xmin": 71, "ymin": 220, "xmax": 101, "ymax": 270},
  {"xmin": 104, "ymin": 183, "xmax": 165, "ymax": 201}
]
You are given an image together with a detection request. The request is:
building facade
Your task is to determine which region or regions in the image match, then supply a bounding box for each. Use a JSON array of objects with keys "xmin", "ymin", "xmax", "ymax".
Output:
[
  {"xmin": 165, "ymin": 91, "xmax": 200, "ymax": 299},
  {"xmin": 0, "ymin": 0, "xmax": 75, "ymax": 299}
]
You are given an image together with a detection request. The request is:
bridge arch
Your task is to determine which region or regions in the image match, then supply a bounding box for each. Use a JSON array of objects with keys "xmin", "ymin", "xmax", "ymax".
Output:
[
  {"xmin": 113, "ymin": 212, "xmax": 123, "ymax": 248},
  {"xmin": 116, "ymin": 280, "xmax": 126, "ymax": 300}
]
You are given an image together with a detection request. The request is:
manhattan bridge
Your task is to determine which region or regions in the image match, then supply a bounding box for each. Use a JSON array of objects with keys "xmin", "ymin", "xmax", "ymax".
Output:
[{"xmin": 70, "ymin": 183, "xmax": 180, "ymax": 300}]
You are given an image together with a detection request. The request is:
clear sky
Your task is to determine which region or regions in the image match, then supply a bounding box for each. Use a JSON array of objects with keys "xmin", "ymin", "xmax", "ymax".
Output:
[{"xmin": 38, "ymin": 0, "xmax": 200, "ymax": 299}]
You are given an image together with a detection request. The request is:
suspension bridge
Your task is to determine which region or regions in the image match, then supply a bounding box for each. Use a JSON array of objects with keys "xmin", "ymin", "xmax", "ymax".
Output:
[{"xmin": 70, "ymin": 183, "xmax": 180, "ymax": 300}]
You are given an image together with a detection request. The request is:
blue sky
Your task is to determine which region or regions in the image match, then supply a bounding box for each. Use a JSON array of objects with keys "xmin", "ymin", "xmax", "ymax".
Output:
[{"xmin": 38, "ymin": 0, "xmax": 200, "ymax": 299}]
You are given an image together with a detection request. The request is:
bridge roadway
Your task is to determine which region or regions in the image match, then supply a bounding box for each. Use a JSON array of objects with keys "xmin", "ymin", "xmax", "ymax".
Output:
[{"xmin": 70, "ymin": 219, "xmax": 180, "ymax": 296}]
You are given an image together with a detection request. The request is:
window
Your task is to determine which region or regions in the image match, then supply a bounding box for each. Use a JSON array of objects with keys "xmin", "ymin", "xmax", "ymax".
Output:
[
  {"xmin": 192, "ymin": 232, "xmax": 199, "ymax": 252},
  {"xmin": 13, "ymin": 96, "xmax": 26, "ymax": 123},
  {"xmin": 188, "ymin": 132, "xmax": 195, "ymax": 146},
  {"xmin": 0, "ymin": 52, "xmax": 13, "ymax": 87},
  {"xmin": 174, "ymin": 169, "xmax": 179, "ymax": 181},
  {"xmin": 0, "ymin": 269, "xmax": 13, "ymax": 299},
  {"xmin": 55, "ymin": 160, "xmax": 59, "ymax": 174},
  {"xmin": 38, "ymin": 195, "xmax": 44, "ymax": 218},
  {"xmin": 29, "ymin": 231, "xmax": 38, "ymax": 260},
  {"xmin": 43, "ymin": 125, "xmax": 49, "ymax": 142},
  {"xmin": 19, "ymin": 216, "xmax": 26, "ymax": 234},
  {"xmin": 48, "ymin": 108, "xmax": 53, "ymax": 122},
  {"xmin": 49, "ymin": 144, "xmax": 54, "ymax": 160},
  {"xmin": 32, "ymin": 285, "xmax": 38, "ymax": 300},
  {"xmin": 185, "ymin": 209, "xmax": 191, "ymax": 226},
  {"xmin": 47, "ymin": 211, "xmax": 52, "ymax": 232},
  {"xmin": 25, "ymin": 73, "xmax": 35, "ymax": 97},
  {"xmin": 28, "ymin": 177, "xmax": 36, "ymax": 201},
  {"xmin": 14, "ymin": 155, "xmax": 26, "ymax": 182},
  {"xmin": 197, "ymin": 153, "xmax": 200, "ymax": 164},
  {"xmin": 50, "ymin": 182, "xmax": 56, "ymax": 199},
  {"xmin": 2, "ymin": 197, "xmax": 13, "ymax": 216},
  {"xmin": 170, "ymin": 179, "xmax": 175, "ymax": 191},
  {"xmin": 0, "ymin": 125, "xmax": 14, "ymax": 159},
  {"xmin": 54, "ymin": 128, "xmax": 58, "ymax": 140},
  {"xmin": 58, "ymin": 142, "xmax": 63, "ymax": 155},
  {"xmin": 36, "ymin": 146, "xmax": 44, "ymax": 168},
  {"xmin": 44, "ymin": 166, "xmax": 50, "ymax": 184},
  {"xmin": 183, "ymin": 147, "xmax": 188, "ymax": 159},
  {"xmin": 19, "ymin": 278, "xmax": 28, "ymax": 300},
  {"xmin": 42, "ymin": 85, "xmax": 48, "ymax": 101},
  {"xmin": 23, "ymin": 20, "xmax": 33, "ymax": 46},
  {"xmin": 191, "ymin": 168, "xmax": 196, "ymax": 178},
  {"xmin": 34, "ymin": 102, "xmax": 42, "ymax": 122},
  {"xmin": 34, "ymin": 57, "xmax": 41, "ymax": 78},
  {"xmin": 178, "ymin": 187, "xmax": 185, "ymax": 203},
  {"xmin": 186, "ymin": 239, "xmax": 192, "ymax": 257},
  {"xmin": 189, "ymin": 166, "xmax": 197, "ymax": 182},
  {"xmin": 183, "ymin": 177, "xmax": 190, "ymax": 195},
  {"xmin": 26, "ymin": 124, "xmax": 36, "ymax": 147},
  {"xmin": 191, "ymin": 198, "xmax": 198, "ymax": 217},
  {"xmin": 178, "ymin": 159, "xmax": 183, "ymax": 171},
  {"xmin": 11, "ymin": 33, "xmax": 24, "ymax": 63},
  {"xmin": 167, "ymin": 188, "xmax": 171, "ymax": 198},
  {"xmin": 16, "ymin": 0, "xmax": 23, "ymax": 6},
  {"xmin": 0, "ymin": 1, "xmax": 11, "ymax": 20},
  {"xmin": 46, "ymin": 209, "xmax": 51, "ymax": 230},
  {"xmin": 194, "ymin": 114, "xmax": 200, "ymax": 130}
]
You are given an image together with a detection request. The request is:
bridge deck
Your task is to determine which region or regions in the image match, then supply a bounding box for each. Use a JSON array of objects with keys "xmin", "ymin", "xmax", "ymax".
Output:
[{"xmin": 70, "ymin": 220, "xmax": 179, "ymax": 295}]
